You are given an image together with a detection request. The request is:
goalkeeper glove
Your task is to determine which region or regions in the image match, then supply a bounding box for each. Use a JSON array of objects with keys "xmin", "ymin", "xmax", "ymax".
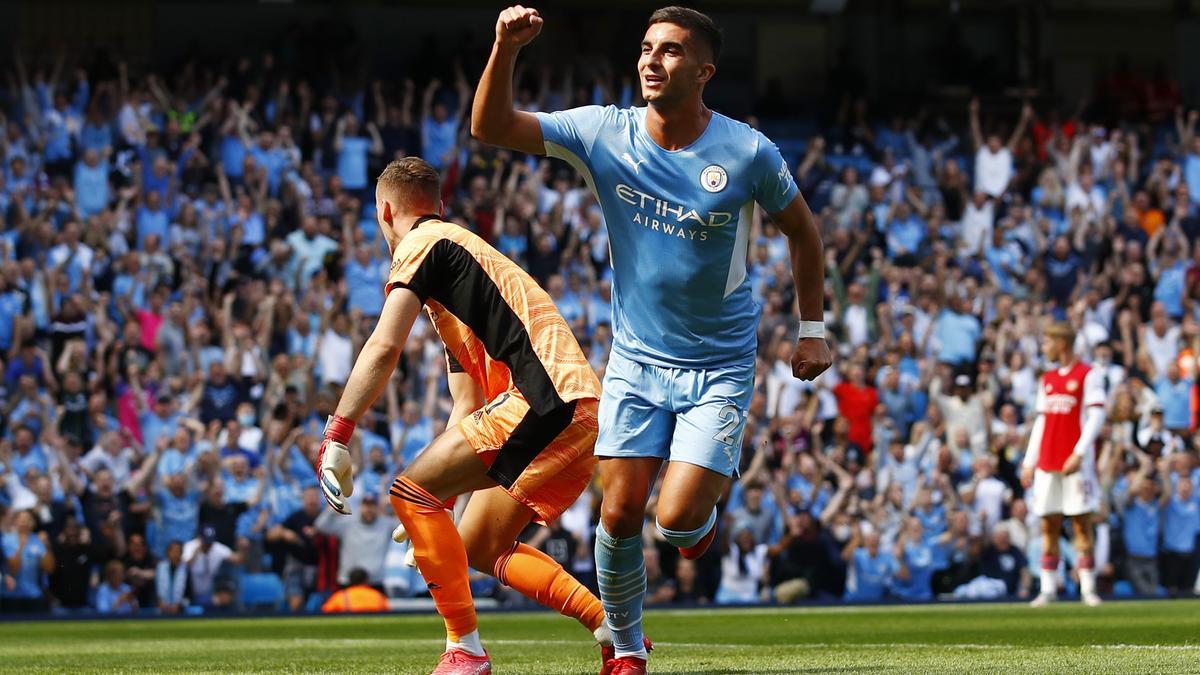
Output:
[
  {"xmin": 391, "ymin": 523, "xmax": 418, "ymax": 569},
  {"xmin": 391, "ymin": 493, "xmax": 459, "ymax": 569},
  {"xmin": 316, "ymin": 415, "xmax": 355, "ymax": 515}
]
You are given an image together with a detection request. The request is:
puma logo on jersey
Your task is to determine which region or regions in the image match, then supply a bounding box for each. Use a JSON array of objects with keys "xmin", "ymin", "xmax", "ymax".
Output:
[{"xmin": 621, "ymin": 152, "xmax": 646, "ymax": 174}]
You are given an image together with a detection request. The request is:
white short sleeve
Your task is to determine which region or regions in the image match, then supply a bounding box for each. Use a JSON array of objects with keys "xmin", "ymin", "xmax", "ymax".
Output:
[{"xmin": 1082, "ymin": 367, "xmax": 1107, "ymax": 409}]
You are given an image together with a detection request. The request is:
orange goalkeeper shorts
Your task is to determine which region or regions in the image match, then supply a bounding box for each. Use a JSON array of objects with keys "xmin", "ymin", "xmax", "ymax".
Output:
[{"xmin": 458, "ymin": 391, "xmax": 598, "ymax": 525}]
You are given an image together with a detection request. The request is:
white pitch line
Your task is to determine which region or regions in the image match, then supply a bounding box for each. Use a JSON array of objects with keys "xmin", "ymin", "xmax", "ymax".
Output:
[
  {"xmin": 1090, "ymin": 644, "xmax": 1200, "ymax": 652},
  {"xmin": 298, "ymin": 638, "xmax": 1200, "ymax": 652}
]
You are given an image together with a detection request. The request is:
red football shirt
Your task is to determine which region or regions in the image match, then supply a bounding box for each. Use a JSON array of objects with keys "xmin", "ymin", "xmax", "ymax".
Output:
[
  {"xmin": 834, "ymin": 382, "xmax": 878, "ymax": 452},
  {"xmin": 1035, "ymin": 361, "xmax": 1106, "ymax": 472}
]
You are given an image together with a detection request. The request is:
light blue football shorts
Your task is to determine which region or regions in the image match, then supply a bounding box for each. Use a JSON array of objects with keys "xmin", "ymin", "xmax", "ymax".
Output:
[{"xmin": 595, "ymin": 349, "xmax": 755, "ymax": 476}]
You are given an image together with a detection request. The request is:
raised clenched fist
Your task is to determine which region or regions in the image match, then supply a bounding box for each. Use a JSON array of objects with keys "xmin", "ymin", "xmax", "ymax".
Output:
[
  {"xmin": 496, "ymin": 5, "xmax": 543, "ymax": 48},
  {"xmin": 791, "ymin": 337, "xmax": 833, "ymax": 382}
]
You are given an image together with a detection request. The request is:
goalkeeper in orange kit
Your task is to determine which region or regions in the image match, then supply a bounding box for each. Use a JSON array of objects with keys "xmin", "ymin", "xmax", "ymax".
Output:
[{"xmin": 315, "ymin": 157, "xmax": 644, "ymax": 675}]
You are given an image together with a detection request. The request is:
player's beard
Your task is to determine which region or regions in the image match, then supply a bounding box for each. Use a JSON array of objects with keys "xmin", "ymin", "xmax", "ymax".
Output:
[
  {"xmin": 645, "ymin": 81, "xmax": 689, "ymax": 112},
  {"xmin": 641, "ymin": 79, "xmax": 667, "ymax": 105}
]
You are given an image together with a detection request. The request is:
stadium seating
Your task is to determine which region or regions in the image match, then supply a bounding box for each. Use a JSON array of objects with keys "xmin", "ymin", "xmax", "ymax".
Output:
[{"xmin": 239, "ymin": 574, "xmax": 286, "ymax": 612}]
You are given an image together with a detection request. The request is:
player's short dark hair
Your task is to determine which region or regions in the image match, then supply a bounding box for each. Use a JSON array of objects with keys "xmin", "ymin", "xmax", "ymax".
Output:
[
  {"xmin": 648, "ymin": 6, "xmax": 722, "ymax": 65},
  {"xmin": 348, "ymin": 567, "xmax": 369, "ymax": 586},
  {"xmin": 377, "ymin": 157, "xmax": 441, "ymax": 206}
]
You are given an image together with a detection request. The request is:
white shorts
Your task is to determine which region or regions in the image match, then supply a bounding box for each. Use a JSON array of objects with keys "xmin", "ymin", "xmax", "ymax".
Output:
[{"xmin": 1031, "ymin": 464, "xmax": 1100, "ymax": 517}]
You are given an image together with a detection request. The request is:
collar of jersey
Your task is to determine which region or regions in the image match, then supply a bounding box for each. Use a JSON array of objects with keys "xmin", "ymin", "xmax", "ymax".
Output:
[{"xmin": 411, "ymin": 214, "xmax": 442, "ymax": 229}]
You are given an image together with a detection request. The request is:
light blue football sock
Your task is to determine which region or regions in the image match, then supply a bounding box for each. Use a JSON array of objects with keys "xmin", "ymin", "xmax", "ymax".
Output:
[
  {"xmin": 655, "ymin": 507, "xmax": 717, "ymax": 548},
  {"xmin": 595, "ymin": 522, "xmax": 647, "ymax": 659}
]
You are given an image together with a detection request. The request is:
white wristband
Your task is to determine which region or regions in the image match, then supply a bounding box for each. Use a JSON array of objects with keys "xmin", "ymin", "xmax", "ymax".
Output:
[{"xmin": 798, "ymin": 321, "xmax": 826, "ymax": 340}]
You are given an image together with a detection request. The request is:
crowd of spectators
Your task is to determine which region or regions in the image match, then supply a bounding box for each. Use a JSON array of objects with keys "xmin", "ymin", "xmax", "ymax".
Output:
[{"xmin": 0, "ymin": 39, "xmax": 1198, "ymax": 616}]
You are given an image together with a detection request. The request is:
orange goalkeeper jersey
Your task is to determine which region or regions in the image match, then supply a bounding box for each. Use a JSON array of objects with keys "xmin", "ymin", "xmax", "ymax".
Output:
[{"xmin": 385, "ymin": 217, "xmax": 601, "ymax": 414}]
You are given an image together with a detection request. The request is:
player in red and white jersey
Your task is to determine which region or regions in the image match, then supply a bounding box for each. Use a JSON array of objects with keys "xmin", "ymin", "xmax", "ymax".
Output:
[{"xmin": 1021, "ymin": 322, "xmax": 1107, "ymax": 607}]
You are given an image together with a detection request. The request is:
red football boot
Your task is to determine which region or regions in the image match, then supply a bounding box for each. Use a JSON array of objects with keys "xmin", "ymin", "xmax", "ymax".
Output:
[
  {"xmin": 600, "ymin": 638, "xmax": 653, "ymax": 675},
  {"xmin": 430, "ymin": 648, "xmax": 491, "ymax": 675},
  {"xmin": 603, "ymin": 655, "xmax": 647, "ymax": 675}
]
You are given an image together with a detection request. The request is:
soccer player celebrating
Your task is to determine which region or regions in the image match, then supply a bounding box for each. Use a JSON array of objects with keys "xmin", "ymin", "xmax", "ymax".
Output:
[
  {"xmin": 1021, "ymin": 322, "xmax": 1106, "ymax": 608},
  {"xmin": 474, "ymin": 6, "xmax": 831, "ymax": 673},
  {"xmin": 316, "ymin": 157, "xmax": 622, "ymax": 674}
]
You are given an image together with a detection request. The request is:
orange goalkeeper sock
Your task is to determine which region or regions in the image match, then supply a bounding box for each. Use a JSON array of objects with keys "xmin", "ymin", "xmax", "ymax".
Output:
[
  {"xmin": 494, "ymin": 542, "xmax": 605, "ymax": 633},
  {"xmin": 390, "ymin": 476, "xmax": 478, "ymax": 642}
]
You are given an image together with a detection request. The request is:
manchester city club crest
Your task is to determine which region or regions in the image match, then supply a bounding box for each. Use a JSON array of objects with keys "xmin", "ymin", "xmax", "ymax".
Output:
[{"xmin": 701, "ymin": 164, "xmax": 728, "ymax": 192}]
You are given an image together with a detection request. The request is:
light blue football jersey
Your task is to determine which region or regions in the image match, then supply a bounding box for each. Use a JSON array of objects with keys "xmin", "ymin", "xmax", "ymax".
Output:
[{"xmin": 537, "ymin": 106, "xmax": 798, "ymax": 368}]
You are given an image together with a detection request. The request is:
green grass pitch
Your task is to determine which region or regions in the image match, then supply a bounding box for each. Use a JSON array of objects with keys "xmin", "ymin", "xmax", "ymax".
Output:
[{"xmin": 1, "ymin": 600, "xmax": 1198, "ymax": 673}]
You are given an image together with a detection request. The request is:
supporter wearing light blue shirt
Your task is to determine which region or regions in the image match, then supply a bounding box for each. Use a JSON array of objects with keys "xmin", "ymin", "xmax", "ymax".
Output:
[
  {"xmin": 10, "ymin": 397, "xmax": 52, "ymax": 439},
  {"xmin": 1123, "ymin": 494, "xmax": 1160, "ymax": 558},
  {"xmin": 0, "ymin": 520, "xmax": 49, "ymax": 602},
  {"xmin": 1185, "ymin": 151, "xmax": 1200, "ymax": 206},
  {"xmin": 73, "ymin": 152, "xmax": 110, "ymax": 217},
  {"xmin": 844, "ymin": 538, "xmax": 898, "ymax": 602},
  {"xmin": 231, "ymin": 209, "xmax": 266, "ymax": 248},
  {"xmin": 249, "ymin": 143, "xmax": 291, "ymax": 195},
  {"xmin": 355, "ymin": 444, "xmax": 395, "ymax": 505},
  {"xmin": 547, "ymin": 275, "xmax": 585, "ymax": 326},
  {"xmin": 263, "ymin": 475, "xmax": 303, "ymax": 529},
  {"xmin": 893, "ymin": 524, "xmax": 936, "ymax": 602},
  {"xmin": 933, "ymin": 302, "xmax": 981, "ymax": 366},
  {"xmin": 225, "ymin": 473, "xmax": 260, "ymax": 505},
  {"xmin": 0, "ymin": 290, "xmax": 24, "ymax": 354},
  {"xmin": 886, "ymin": 213, "xmax": 925, "ymax": 259},
  {"xmin": 878, "ymin": 442, "xmax": 922, "ymax": 503},
  {"xmin": 587, "ymin": 284, "xmax": 613, "ymax": 332},
  {"xmin": 870, "ymin": 198, "xmax": 890, "ymax": 236},
  {"xmin": 391, "ymin": 408, "xmax": 434, "ymax": 465},
  {"xmin": 81, "ymin": 118, "xmax": 112, "ymax": 154},
  {"xmin": 1154, "ymin": 372, "xmax": 1192, "ymax": 430},
  {"xmin": 878, "ymin": 384, "xmax": 915, "ymax": 435},
  {"xmin": 219, "ymin": 133, "xmax": 248, "ymax": 180},
  {"xmin": 112, "ymin": 272, "xmax": 147, "ymax": 310},
  {"xmin": 0, "ymin": 222, "xmax": 16, "ymax": 258},
  {"xmin": 358, "ymin": 429, "xmax": 390, "ymax": 460},
  {"xmin": 154, "ymin": 481, "xmax": 201, "ymax": 556},
  {"xmin": 337, "ymin": 136, "xmax": 371, "ymax": 190},
  {"xmin": 286, "ymin": 221, "xmax": 339, "ymax": 289},
  {"xmin": 1161, "ymin": 483, "xmax": 1198, "ymax": 555},
  {"xmin": 42, "ymin": 107, "xmax": 74, "ymax": 164},
  {"xmin": 284, "ymin": 444, "xmax": 315, "ymax": 487},
  {"xmin": 136, "ymin": 196, "xmax": 171, "ymax": 249},
  {"xmin": 345, "ymin": 250, "xmax": 386, "ymax": 317},
  {"xmin": 287, "ymin": 324, "xmax": 318, "ymax": 362},
  {"xmin": 136, "ymin": 142, "xmax": 171, "ymax": 194},
  {"xmin": 1154, "ymin": 259, "xmax": 1187, "ymax": 319},
  {"xmin": 913, "ymin": 503, "xmax": 947, "ymax": 540},
  {"xmin": 157, "ymin": 447, "xmax": 191, "ymax": 479},
  {"xmin": 984, "ymin": 238, "xmax": 1022, "ymax": 293},
  {"xmin": 9, "ymin": 443, "xmax": 49, "ymax": 480},
  {"xmin": 422, "ymin": 106, "xmax": 459, "ymax": 171},
  {"xmin": 496, "ymin": 225, "xmax": 528, "ymax": 262},
  {"xmin": 95, "ymin": 577, "xmax": 135, "ymax": 614},
  {"xmin": 336, "ymin": 114, "xmax": 382, "ymax": 189},
  {"xmin": 140, "ymin": 403, "xmax": 180, "ymax": 455}
]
